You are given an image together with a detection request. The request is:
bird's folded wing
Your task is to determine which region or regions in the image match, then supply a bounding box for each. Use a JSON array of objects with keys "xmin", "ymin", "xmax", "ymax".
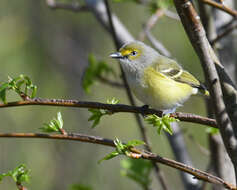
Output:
[{"xmin": 152, "ymin": 57, "xmax": 203, "ymax": 89}]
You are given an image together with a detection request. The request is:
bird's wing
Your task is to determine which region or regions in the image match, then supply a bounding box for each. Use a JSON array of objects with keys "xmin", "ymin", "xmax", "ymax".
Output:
[{"xmin": 152, "ymin": 56, "xmax": 204, "ymax": 89}]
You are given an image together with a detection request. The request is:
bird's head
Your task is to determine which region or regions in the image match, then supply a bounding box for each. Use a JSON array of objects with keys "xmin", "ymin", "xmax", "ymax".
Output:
[{"xmin": 110, "ymin": 41, "xmax": 159, "ymax": 72}]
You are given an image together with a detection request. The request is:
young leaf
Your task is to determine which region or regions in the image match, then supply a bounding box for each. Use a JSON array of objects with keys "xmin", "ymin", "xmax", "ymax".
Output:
[
  {"xmin": 206, "ymin": 127, "xmax": 219, "ymax": 134},
  {"xmin": 98, "ymin": 151, "xmax": 120, "ymax": 164},
  {"xmin": 0, "ymin": 89, "xmax": 7, "ymax": 104},
  {"xmin": 99, "ymin": 138, "xmax": 145, "ymax": 163},
  {"xmin": 88, "ymin": 108, "xmax": 107, "ymax": 128},
  {"xmin": 107, "ymin": 97, "xmax": 119, "ymax": 105},
  {"xmin": 0, "ymin": 164, "xmax": 30, "ymax": 184},
  {"xmin": 40, "ymin": 112, "xmax": 64, "ymax": 133},
  {"xmin": 0, "ymin": 75, "xmax": 37, "ymax": 101},
  {"xmin": 145, "ymin": 114, "xmax": 179, "ymax": 135},
  {"xmin": 126, "ymin": 140, "xmax": 145, "ymax": 148}
]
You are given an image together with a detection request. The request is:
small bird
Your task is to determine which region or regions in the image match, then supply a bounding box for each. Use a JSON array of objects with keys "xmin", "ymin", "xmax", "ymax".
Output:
[{"xmin": 110, "ymin": 41, "xmax": 209, "ymax": 114}]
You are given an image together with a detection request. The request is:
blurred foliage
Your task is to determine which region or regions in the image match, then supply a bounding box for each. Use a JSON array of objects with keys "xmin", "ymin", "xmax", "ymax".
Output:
[
  {"xmin": 145, "ymin": 114, "xmax": 179, "ymax": 135},
  {"xmin": 121, "ymin": 158, "xmax": 152, "ymax": 189},
  {"xmin": 206, "ymin": 127, "xmax": 219, "ymax": 135},
  {"xmin": 83, "ymin": 54, "xmax": 115, "ymax": 94},
  {"xmin": 149, "ymin": 0, "xmax": 174, "ymax": 13},
  {"xmin": 69, "ymin": 184, "xmax": 93, "ymax": 190}
]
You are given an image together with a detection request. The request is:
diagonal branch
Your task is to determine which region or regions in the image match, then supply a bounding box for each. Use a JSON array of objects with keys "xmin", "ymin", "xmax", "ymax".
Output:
[
  {"xmin": 199, "ymin": 0, "xmax": 237, "ymax": 17},
  {"xmin": 0, "ymin": 132, "xmax": 236, "ymax": 190},
  {"xmin": 210, "ymin": 21, "xmax": 237, "ymax": 45},
  {"xmin": 173, "ymin": 0, "xmax": 237, "ymax": 182}
]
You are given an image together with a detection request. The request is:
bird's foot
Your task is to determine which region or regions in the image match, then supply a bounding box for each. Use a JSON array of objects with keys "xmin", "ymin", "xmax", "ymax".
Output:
[
  {"xmin": 141, "ymin": 105, "xmax": 149, "ymax": 117},
  {"xmin": 162, "ymin": 108, "xmax": 176, "ymax": 116}
]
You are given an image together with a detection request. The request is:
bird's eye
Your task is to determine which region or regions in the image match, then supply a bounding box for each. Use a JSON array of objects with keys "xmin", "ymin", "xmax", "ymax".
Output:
[{"xmin": 131, "ymin": 51, "xmax": 137, "ymax": 56}]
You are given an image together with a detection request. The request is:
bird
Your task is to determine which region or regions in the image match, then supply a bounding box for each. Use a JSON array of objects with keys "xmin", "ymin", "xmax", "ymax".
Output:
[{"xmin": 110, "ymin": 41, "xmax": 209, "ymax": 114}]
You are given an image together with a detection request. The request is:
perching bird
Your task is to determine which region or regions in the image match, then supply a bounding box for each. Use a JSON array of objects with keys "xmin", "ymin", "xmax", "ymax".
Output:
[{"xmin": 110, "ymin": 41, "xmax": 209, "ymax": 114}]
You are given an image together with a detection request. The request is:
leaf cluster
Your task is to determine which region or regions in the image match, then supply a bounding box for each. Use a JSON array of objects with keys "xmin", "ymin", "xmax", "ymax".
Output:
[
  {"xmin": 99, "ymin": 138, "xmax": 145, "ymax": 163},
  {"xmin": 145, "ymin": 114, "xmax": 179, "ymax": 135},
  {"xmin": 40, "ymin": 112, "xmax": 64, "ymax": 133},
  {"xmin": 0, "ymin": 164, "xmax": 30, "ymax": 184},
  {"xmin": 0, "ymin": 75, "xmax": 37, "ymax": 103},
  {"xmin": 83, "ymin": 54, "xmax": 115, "ymax": 93}
]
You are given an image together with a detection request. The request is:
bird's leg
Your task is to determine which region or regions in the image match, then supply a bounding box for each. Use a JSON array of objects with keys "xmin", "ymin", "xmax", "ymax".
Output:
[
  {"xmin": 140, "ymin": 104, "xmax": 149, "ymax": 117},
  {"xmin": 162, "ymin": 107, "xmax": 177, "ymax": 116}
]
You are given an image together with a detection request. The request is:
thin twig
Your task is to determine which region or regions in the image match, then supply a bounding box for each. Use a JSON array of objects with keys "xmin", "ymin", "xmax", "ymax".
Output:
[
  {"xmin": 0, "ymin": 132, "xmax": 236, "ymax": 190},
  {"xmin": 199, "ymin": 0, "xmax": 237, "ymax": 17},
  {"xmin": 139, "ymin": 9, "xmax": 164, "ymax": 41},
  {"xmin": 144, "ymin": 29, "xmax": 171, "ymax": 57},
  {"xmin": 0, "ymin": 98, "xmax": 217, "ymax": 127},
  {"xmin": 16, "ymin": 182, "xmax": 27, "ymax": 190},
  {"xmin": 139, "ymin": 9, "xmax": 171, "ymax": 57},
  {"xmin": 164, "ymin": 10, "xmax": 180, "ymax": 21},
  {"xmin": 210, "ymin": 22, "xmax": 237, "ymax": 45},
  {"xmin": 46, "ymin": 0, "xmax": 89, "ymax": 12}
]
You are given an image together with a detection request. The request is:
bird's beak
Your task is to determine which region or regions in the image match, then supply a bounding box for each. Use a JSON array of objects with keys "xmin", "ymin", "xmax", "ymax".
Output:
[{"xmin": 109, "ymin": 52, "xmax": 123, "ymax": 59}]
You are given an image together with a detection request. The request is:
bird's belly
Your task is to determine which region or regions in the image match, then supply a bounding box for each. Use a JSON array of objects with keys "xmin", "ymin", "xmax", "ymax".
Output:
[{"xmin": 129, "ymin": 67, "xmax": 194, "ymax": 110}]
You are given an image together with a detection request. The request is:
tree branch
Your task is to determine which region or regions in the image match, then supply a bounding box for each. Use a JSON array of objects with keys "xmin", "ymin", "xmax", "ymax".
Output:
[
  {"xmin": 173, "ymin": 0, "xmax": 237, "ymax": 182},
  {"xmin": 0, "ymin": 132, "xmax": 236, "ymax": 190},
  {"xmin": 199, "ymin": 0, "xmax": 237, "ymax": 17},
  {"xmin": 210, "ymin": 22, "xmax": 237, "ymax": 45},
  {"xmin": 0, "ymin": 98, "xmax": 217, "ymax": 127}
]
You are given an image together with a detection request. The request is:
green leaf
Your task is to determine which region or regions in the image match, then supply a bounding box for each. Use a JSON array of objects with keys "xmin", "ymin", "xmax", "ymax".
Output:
[
  {"xmin": 120, "ymin": 158, "xmax": 152, "ymax": 189},
  {"xmin": 0, "ymin": 82, "xmax": 10, "ymax": 92},
  {"xmin": 98, "ymin": 151, "xmax": 120, "ymax": 164},
  {"xmin": 0, "ymin": 164, "xmax": 30, "ymax": 184},
  {"xmin": 99, "ymin": 138, "xmax": 145, "ymax": 164},
  {"xmin": 69, "ymin": 184, "xmax": 93, "ymax": 190},
  {"xmin": 107, "ymin": 97, "xmax": 119, "ymax": 105},
  {"xmin": 82, "ymin": 54, "xmax": 115, "ymax": 93},
  {"xmin": 0, "ymin": 75, "xmax": 37, "ymax": 100},
  {"xmin": 88, "ymin": 108, "xmax": 107, "ymax": 128},
  {"xmin": 145, "ymin": 114, "xmax": 179, "ymax": 135},
  {"xmin": 0, "ymin": 89, "xmax": 7, "ymax": 104},
  {"xmin": 206, "ymin": 127, "xmax": 219, "ymax": 134},
  {"xmin": 126, "ymin": 140, "xmax": 145, "ymax": 147},
  {"xmin": 40, "ymin": 112, "xmax": 64, "ymax": 133},
  {"xmin": 57, "ymin": 112, "xmax": 63, "ymax": 129}
]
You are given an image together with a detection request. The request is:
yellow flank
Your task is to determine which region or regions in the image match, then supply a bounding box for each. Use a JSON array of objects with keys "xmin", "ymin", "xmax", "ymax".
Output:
[{"xmin": 143, "ymin": 67, "xmax": 194, "ymax": 109}]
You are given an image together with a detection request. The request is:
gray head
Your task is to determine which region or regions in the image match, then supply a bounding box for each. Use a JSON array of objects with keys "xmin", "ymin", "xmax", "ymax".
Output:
[{"xmin": 110, "ymin": 41, "xmax": 160, "ymax": 72}]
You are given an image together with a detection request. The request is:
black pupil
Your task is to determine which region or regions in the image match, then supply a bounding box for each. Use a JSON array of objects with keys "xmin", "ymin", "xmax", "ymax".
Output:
[{"xmin": 132, "ymin": 51, "xmax": 137, "ymax": 56}]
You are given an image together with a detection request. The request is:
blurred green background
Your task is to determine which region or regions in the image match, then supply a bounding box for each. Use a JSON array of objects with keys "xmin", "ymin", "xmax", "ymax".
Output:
[{"xmin": 0, "ymin": 0, "xmax": 209, "ymax": 189}]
